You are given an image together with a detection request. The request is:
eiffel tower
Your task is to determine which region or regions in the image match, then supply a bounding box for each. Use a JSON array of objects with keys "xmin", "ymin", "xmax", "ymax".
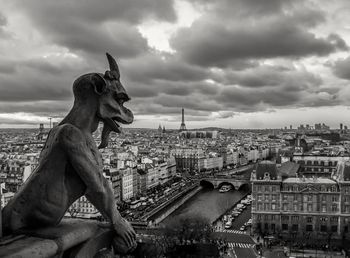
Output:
[{"xmin": 179, "ymin": 108, "xmax": 186, "ymax": 131}]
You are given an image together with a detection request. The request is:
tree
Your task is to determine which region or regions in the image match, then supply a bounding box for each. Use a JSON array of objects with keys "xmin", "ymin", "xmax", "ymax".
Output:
[
  {"xmin": 163, "ymin": 215, "xmax": 213, "ymax": 244},
  {"xmin": 161, "ymin": 215, "xmax": 221, "ymax": 257},
  {"xmin": 131, "ymin": 215, "xmax": 221, "ymax": 257}
]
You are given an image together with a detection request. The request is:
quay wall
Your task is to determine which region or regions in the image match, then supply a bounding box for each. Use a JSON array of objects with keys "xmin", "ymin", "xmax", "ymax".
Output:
[{"xmin": 148, "ymin": 186, "xmax": 203, "ymax": 225}]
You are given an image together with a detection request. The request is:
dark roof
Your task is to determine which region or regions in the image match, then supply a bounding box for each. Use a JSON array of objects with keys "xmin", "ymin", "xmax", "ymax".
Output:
[
  {"xmin": 344, "ymin": 164, "xmax": 350, "ymax": 181},
  {"xmin": 256, "ymin": 161, "xmax": 278, "ymax": 180},
  {"xmin": 137, "ymin": 169, "xmax": 147, "ymax": 175},
  {"xmin": 279, "ymin": 161, "xmax": 300, "ymax": 178}
]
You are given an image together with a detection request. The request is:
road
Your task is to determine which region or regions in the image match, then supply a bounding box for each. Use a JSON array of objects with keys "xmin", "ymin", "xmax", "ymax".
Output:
[
  {"xmin": 216, "ymin": 164, "xmax": 254, "ymax": 177},
  {"xmin": 212, "ymin": 232, "xmax": 257, "ymax": 258},
  {"xmin": 213, "ymin": 203, "xmax": 257, "ymax": 258},
  {"xmin": 214, "ymin": 204, "xmax": 251, "ymax": 231}
]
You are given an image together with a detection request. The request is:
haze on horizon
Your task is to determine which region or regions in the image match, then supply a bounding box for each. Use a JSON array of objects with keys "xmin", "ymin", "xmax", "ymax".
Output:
[{"xmin": 0, "ymin": 0, "xmax": 350, "ymax": 130}]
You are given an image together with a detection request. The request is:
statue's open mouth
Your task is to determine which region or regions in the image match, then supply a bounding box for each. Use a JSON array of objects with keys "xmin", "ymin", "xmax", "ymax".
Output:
[
  {"xmin": 103, "ymin": 106, "xmax": 133, "ymax": 134},
  {"xmin": 98, "ymin": 108, "xmax": 133, "ymax": 149}
]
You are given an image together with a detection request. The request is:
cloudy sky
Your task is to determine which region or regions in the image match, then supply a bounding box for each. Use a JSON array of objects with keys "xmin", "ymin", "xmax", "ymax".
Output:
[{"xmin": 1, "ymin": 0, "xmax": 350, "ymax": 129}]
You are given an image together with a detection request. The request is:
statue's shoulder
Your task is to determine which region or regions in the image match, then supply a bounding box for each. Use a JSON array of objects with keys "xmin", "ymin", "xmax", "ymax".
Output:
[{"xmin": 55, "ymin": 124, "xmax": 86, "ymax": 147}]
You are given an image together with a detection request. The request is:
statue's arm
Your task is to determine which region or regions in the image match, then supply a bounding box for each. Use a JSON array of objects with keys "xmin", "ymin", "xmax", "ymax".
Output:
[{"xmin": 58, "ymin": 125, "xmax": 135, "ymax": 246}]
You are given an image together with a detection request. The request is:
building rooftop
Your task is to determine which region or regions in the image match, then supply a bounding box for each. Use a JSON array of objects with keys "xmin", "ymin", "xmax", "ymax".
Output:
[
  {"xmin": 283, "ymin": 177, "xmax": 336, "ymax": 184},
  {"xmin": 256, "ymin": 161, "xmax": 278, "ymax": 180},
  {"xmin": 279, "ymin": 161, "xmax": 300, "ymax": 178}
]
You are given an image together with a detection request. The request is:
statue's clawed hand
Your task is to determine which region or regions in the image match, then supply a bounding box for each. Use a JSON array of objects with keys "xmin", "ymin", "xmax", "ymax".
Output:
[{"xmin": 112, "ymin": 218, "xmax": 137, "ymax": 253}]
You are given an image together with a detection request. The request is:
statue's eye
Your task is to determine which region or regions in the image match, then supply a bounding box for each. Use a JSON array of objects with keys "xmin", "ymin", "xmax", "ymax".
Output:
[{"xmin": 115, "ymin": 92, "xmax": 130, "ymax": 104}]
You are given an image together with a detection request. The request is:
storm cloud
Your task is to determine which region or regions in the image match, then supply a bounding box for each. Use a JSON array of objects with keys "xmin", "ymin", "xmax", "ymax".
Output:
[{"xmin": 0, "ymin": 0, "xmax": 349, "ymax": 127}]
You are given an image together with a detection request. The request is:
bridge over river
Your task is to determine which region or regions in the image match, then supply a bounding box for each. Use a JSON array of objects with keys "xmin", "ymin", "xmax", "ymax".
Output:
[{"xmin": 200, "ymin": 174, "xmax": 251, "ymax": 190}]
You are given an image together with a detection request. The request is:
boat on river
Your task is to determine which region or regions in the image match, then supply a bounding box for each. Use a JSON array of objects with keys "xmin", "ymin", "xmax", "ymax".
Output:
[{"xmin": 219, "ymin": 185, "xmax": 232, "ymax": 193}]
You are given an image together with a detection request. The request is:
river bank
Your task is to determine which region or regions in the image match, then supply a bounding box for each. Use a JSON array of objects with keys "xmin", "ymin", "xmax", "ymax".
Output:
[
  {"xmin": 162, "ymin": 187, "xmax": 248, "ymax": 225},
  {"xmin": 212, "ymin": 191, "xmax": 250, "ymax": 226}
]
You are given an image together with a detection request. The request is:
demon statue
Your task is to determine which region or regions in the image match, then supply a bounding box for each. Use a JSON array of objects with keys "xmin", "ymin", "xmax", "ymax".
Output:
[{"xmin": 2, "ymin": 53, "xmax": 136, "ymax": 252}]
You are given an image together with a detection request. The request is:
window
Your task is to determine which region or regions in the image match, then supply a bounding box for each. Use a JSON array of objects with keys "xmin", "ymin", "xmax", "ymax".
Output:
[
  {"xmin": 257, "ymin": 194, "xmax": 262, "ymax": 201},
  {"xmin": 293, "ymin": 204, "xmax": 298, "ymax": 211},
  {"xmin": 281, "ymin": 215, "xmax": 289, "ymax": 221},
  {"xmin": 282, "ymin": 224, "xmax": 288, "ymax": 231},
  {"xmin": 330, "ymin": 217, "xmax": 338, "ymax": 223},
  {"xmin": 321, "ymin": 225, "xmax": 327, "ymax": 232},
  {"xmin": 322, "ymin": 205, "xmax": 327, "ymax": 212},
  {"xmin": 271, "ymin": 224, "xmax": 275, "ymax": 232},
  {"xmin": 272, "ymin": 186, "xmax": 276, "ymax": 192},
  {"xmin": 294, "ymin": 195, "xmax": 298, "ymax": 201},
  {"xmin": 292, "ymin": 224, "xmax": 298, "ymax": 232},
  {"xmin": 346, "ymin": 205, "xmax": 350, "ymax": 213},
  {"xmin": 272, "ymin": 194, "xmax": 277, "ymax": 201},
  {"xmin": 264, "ymin": 203, "xmax": 270, "ymax": 210},
  {"xmin": 307, "ymin": 204, "xmax": 313, "ymax": 212},
  {"xmin": 265, "ymin": 194, "xmax": 269, "ymax": 201},
  {"xmin": 292, "ymin": 216, "xmax": 299, "ymax": 221},
  {"xmin": 283, "ymin": 195, "xmax": 288, "ymax": 201},
  {"xmin": 258, "ymin": 203, "xmax": 262, "ymax": 210},
  {"xmin": 283, "ymin": 203, "xmax": 288, "ymax": 211},
  {"xmin": 307, "ymin": 217, "xmax": 313, "ymax": 223},
  {"xmin": 306, "ymin": 225, "xmax": 313, "ymax": 231},
  {"xmin": 265, "ymin": 223, "xmax": 268, "ymax": 230},
  {"xmin": 332, "ymin": 196, "xmax": 338, "ymax": 202},
  {"xmin": 272, "ymin": 204, "xmax": 276, "ymax": 210},
  {"xmin": 257, "ymin": 223, "xmax": 261, "ymax": 230},
  {"xmin": 332, "ymin": 204, "xmax": 338, "ymax": 212}
]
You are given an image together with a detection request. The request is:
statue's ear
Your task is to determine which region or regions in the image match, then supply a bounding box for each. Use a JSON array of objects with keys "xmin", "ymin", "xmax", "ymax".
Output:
[{"xmin": 92, "ymin": 74, "xmax": 107, "ymax": 95}]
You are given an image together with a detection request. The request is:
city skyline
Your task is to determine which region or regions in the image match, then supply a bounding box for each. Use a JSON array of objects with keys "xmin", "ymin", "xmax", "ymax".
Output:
[{"xmin": 1, "ymin": 0, "xmax": 350, "ymax": 129}]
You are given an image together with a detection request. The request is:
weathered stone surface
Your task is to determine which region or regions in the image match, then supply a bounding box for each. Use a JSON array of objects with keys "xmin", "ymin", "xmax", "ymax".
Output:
[
  {"xmin": 0, "ymin": 219, "xmax": 116, "ymax": 258},
  {"xmin": 0, "ymin": 236, "xmax": 58, "ymax": 258},
  {"xmin": 18, "ymin": 219, "xmax": 102, "ymax": 252}
]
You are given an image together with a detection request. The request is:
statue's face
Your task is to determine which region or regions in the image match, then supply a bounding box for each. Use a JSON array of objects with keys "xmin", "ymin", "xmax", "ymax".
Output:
[{"xmin": 97, "ymin": 76, "xmax": 133, "ymax": 133}]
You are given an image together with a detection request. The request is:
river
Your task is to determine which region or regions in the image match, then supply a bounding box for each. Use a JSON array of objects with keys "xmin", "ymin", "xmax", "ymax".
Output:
[{"xmin": 162, "ymin": 187, "xmax": 248, "ymax": 224}]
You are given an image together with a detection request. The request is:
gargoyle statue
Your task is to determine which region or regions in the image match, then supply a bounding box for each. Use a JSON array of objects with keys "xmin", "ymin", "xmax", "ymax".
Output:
[{"xmin": 2, "ymin": 53, "xmax": 136, "ymax": 252}]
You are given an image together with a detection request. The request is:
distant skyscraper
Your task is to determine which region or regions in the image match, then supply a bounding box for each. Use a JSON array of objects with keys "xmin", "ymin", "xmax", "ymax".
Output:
[
  {"xmin": 179, "ymin": 108, "xmax": 186, "ymax": 131},
  {"xmin": 290, "ymin": 125, "xmax": 292, "ymax": 130},
  {"xmin": 39, "ymin": 123, "xmax": 44, "ymax": 133},
  {"xmin": 340, "ymin": 123, "xmax": 343, "ymax": 131}
]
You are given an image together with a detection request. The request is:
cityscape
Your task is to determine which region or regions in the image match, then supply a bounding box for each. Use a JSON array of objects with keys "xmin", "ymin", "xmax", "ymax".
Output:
[
  {"xmin": 1, "ymin": 0, "xmax": 350, "ymax": 257},
  {"xmin": 1, "ymin": 109, "xmax": 350, "ymax": 257}
]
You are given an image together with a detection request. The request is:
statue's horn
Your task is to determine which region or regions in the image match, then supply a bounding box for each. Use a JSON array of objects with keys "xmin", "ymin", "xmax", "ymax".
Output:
[{"xmin": 106, "ymin": 52, "xmax": 120, "ymax": 75}]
